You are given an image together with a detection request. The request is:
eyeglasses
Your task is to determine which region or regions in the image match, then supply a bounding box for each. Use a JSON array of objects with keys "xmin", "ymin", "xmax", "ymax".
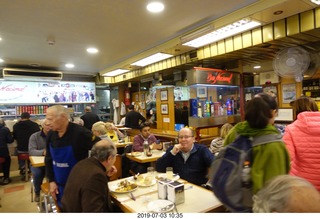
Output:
[{"xmin": 178, "ymin": 135, "xmax": 193, "ymax": 139}]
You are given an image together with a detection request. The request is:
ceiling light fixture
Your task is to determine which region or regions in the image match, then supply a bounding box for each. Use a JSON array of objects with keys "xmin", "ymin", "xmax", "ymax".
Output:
[
  {"xmin": 65, "ymin": 63, "xmax": 75, "ymax": 68},
  {"xmin": 131, "ymin": 52, "xmax": 173, "ymax": 67},
  {"xmin": 146, "ymin": 1, "xmax": 164, "ymax": 13},
  {"xmin": 102, "ymin": 69, "xmax": 129, "ymax": 77},
  {"xmin": 253, "ymin": 65, "xmax": 261, "ymax": 69},
  {"xmin": 87, "ymin": 47, "xmax": 99, "ymax": 54},
  {"xmin": 182, "ymin": 18, "xmax": 261, "ymax": 48},
  {"xmin": 0, "ymin": 58, "xmax": 4, "ymax": 63},
  {"xmin": 310, "ymin": 0, "xmax": 320, "ymax": 5}
]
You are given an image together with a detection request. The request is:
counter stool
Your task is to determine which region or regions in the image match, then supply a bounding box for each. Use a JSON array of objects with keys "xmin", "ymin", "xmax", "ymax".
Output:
[
  {"xmin": 40, "ymin": 182, "xmax": 60, "ymax": 213},
  {"xmin": 17, "ymin": 153, "xmax": 29, "ymax": 182}
]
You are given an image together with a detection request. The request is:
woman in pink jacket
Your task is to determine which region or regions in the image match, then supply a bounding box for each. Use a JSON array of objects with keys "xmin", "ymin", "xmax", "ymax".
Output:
[{"xmin": 283, "ymin": 97, "xmax": 320, "ymax": 191}]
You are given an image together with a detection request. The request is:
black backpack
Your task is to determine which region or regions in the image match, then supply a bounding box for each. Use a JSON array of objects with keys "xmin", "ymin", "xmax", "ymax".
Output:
[{"xmin": 209, "ymin": 134, "xmax": 283, "ymax": 212}]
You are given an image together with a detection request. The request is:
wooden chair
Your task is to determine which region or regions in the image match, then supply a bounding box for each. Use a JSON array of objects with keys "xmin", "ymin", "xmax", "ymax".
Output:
[
  {"xmin": 40, "ymin": 182, "xmax": 61, "ymax": 213},
  {"xmin": 109, "ymin": 154, "xmax": 122, "ymax": 181}
]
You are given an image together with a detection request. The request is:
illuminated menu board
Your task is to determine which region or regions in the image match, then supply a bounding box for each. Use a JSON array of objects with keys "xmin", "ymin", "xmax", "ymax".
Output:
[{"xmin": 0, "ymin": 81, "xmax": 96, "ymax": 104}]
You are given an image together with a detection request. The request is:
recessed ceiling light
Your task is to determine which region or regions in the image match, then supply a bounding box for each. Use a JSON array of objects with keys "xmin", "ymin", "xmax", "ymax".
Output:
[
  {"xmin": 86, "ymin": 47, "xmax": 98, "ymax": 54},
  {"xmin": 65, "ymin": 63, "xmax": 75, "ymax": 68},
  {"xmin": 311, "ymin": 0, "xmax": 320, "ymax": 5},
  {"xmin": 253, "ymin": 65, "xmax": 261, "ymax": 69},
  {"xmin": 273, "ymin": 10, "xmax": 283, "ymax": 15},
  {"xmin": 146, "ymin": 1, "xmax": 164, "ymax": 13},
  {"xmin": 0, "ymin": 58, "xmax": 4, "ymax": 63}
]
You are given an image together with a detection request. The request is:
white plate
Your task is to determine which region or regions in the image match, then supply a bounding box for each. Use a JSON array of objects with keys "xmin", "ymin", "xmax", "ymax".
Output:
[
  {"xmin": 156, "ymin": 173, "xmax": 180, "ymax": 182},
  {"xmin": 147, "ymin": 200, "xmax": 174, "ymax": 213},
  {"xmin": 109, "ymin": 183, "xmax": 138, "ymax": 194},
  {"xmin": 136, "ymin": 179, "xmax": 156, "ymax": 187},
  {"xmin": 128, "ymin": 152, "xmax": 142, "ymax": 157}
]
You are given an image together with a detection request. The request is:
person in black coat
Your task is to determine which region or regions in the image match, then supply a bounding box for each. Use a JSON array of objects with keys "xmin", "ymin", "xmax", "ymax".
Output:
[
  {"xmin": 80, "ymin": 106, "xmax": 100, "ymax": 130},
  {"xmin": 13, "ymin": 112, "xmax": 40, "ymax": 175},
  {"xmin": 124, "ymin": 105, "xmax": 146, "ymax": 129},
  {"xmin": 0, "ymin": 118, "xmax": 14, "ymax": 185}
]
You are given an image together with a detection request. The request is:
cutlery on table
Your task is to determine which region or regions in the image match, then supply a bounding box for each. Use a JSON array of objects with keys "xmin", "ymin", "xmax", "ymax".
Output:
[{"xmin": 129, "ymin": 192, "xmax": 136, "ymax": 201}]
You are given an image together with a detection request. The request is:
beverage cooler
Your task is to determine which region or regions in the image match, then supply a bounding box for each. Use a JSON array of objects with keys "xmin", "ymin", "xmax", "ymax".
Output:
[{"xmin": 186, "ymin": 67, "xmax": 242, "ymax": 127}]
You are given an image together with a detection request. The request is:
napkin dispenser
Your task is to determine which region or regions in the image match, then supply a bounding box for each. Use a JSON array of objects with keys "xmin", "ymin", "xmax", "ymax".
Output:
[
  {"xmin": 167, "ymin": 181, "xmax": 185, "ymax": 205},
  {"xmin": 157, "ymin": 178, "xmax": 171, "ymax": 199}
]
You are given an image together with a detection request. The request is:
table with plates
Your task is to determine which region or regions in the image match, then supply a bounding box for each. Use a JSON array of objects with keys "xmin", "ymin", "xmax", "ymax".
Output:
[
  {"xmin": 126, "ymin": 150, "xmax": 165, "ymax": 164},
  {"xmin": 108, "ymin": 173, "xmax": 223, "ymax": 213},
  {"xmin": 115, "ymin": 141, "xmax": 133, "ymax": 148}
]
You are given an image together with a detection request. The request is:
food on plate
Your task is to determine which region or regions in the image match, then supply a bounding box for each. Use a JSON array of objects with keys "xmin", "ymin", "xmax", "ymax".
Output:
[
  {"xmin": 114, "ymin": 180, "xmax": 137, "ymax": 192},
  {"xmin": 137, "ymin": 175, "xmax": 154, "ymax": 186}
]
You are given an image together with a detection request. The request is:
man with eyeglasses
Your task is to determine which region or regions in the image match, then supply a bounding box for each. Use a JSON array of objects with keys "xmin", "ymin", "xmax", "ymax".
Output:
[{"xmin": 156, "ymin": 127, "xmax": 214, "ymax": 186}]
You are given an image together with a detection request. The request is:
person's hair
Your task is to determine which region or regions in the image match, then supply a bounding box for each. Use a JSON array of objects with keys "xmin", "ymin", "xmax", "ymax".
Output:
[
  {"xmin": 291, "ymin": 96, "xmax": 318, "ymax": 118},
  {"xmin": 139, "ymin": 122, "xmax": 151, "ymax": 131},
  {"xmin": 253, "ymin": 175, "xmax": 318, "ymax": 213},
  {"xmin": 85, "ymin": 106, "xmax": 92, "ymax": 112},
  {"xmin": 47, "ymin": 105, "xmax": 70, "ymax": 120},
  {"xmin": 0, "ymin": 118, "xmax": 5, "ymax": 126},
  {"xmin": 92, "ymin": 121, "xmax": 107, "ymax": 135},
  {"xmin": 128, "ymin": 105, "xmax": 134, "ymax": 110},
  {"xmin": 90, "ymin": 139, "xmax": 117, "ymax": 162},
  {"xmin": 245, "ymin": 93, "xmax": 278, "ymax": 129},
  {"xmin": 178, "ymin": 127, "xmax": 195, "ymax": 137},
  {"xmin": 220, "ymin": 123, "xmax": 233, "ymax": 139},
  {"xmin": 104, "ymin": 122, "xmax": 114, "ymax": 130},
  {"xmin": 21, "ymin": 112, "xmax": 30, "ymax": 119}
]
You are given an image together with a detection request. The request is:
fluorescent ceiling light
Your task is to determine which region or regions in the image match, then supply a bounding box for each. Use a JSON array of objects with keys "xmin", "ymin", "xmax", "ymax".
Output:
[
  {"xmin": 131, "ymin": 53, "xmax": 173, "ymax": 67},
  {"xmin": 0, "ymin": 58, "xmax": 4, "ymax": 63},
  {"xmin": 86, "ymin": 47, "xmax": 99, "ymax": 54},
  {"xmin": 102, "ymin": 69, "xmax": 129, "ymax": 77},
  {"xmin": 146, "ymin": 1, "xmax": 164, "ymax": 13},
  {"xmin": 311, "ymin": 0, "xmax": 320, "ymax": 5},
  {"xmin": 253, "ymin": 65, "xmax": 261, "ymax": 69},
  {"xmin": 182, "ymin": 19, "xmax": 261, "ymax": 48},
  {"xmin": 65, "ymin": 63, "xmax": 74, "ymax": 68}
]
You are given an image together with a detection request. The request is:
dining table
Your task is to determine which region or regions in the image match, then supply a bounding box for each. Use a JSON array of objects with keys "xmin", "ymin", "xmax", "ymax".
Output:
[
  {"xmin": 108, "ymin": 173, "xmax": 224, "ymax": 213},
  {"xmin": 126, "ymin": 150, "xmax": 165, "ymax": 165}
]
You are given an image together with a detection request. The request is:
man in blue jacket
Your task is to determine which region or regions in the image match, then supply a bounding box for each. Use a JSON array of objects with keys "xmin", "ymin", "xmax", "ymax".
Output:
[{"xmin": 156, "ymin": 127, "xmax": 214, "ymax": 186}]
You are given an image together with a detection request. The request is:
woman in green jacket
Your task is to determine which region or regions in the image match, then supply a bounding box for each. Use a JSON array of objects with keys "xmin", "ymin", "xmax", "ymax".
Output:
[{"xmin": 224, "ymin": 93, "xmax": 290, "ymax": 194}]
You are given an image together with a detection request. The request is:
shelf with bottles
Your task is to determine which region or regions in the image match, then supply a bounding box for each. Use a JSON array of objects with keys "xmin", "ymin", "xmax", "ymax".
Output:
[{"xmin": 302, "ymin": 79, "xmax": 320, "ymax": 98}]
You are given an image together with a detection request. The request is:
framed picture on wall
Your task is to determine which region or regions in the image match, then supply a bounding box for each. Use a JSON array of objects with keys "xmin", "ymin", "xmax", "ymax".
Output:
[
  {"xmin": 160, "ymin": 90, "xmax": 168, "ymax": 101},
  {"xmin": 263, "ymin": 85, "xmax": 278, "ymax": 101},
  {"xmin": 282, "ymin": 83, "xmax": 296, "ymax": 103},
  {"xmin": 161, "ymin": 104, "xmax": 168, "ymax": 114},
  {"xmin": 197, "ymin": 87, "xmax": 207, "ymax": 98}
]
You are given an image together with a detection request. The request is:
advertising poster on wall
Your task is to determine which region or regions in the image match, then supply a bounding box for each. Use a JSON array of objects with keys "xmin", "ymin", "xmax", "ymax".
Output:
[{"xmin": 0, "ymin": 81, "xmax": 96, "ymax": 104}]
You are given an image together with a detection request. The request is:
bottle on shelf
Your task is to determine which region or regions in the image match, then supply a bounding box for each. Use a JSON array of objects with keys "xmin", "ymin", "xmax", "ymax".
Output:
[
  {"xmin": 209, "ymin": 96, "xmax": 214, "ymax": 116},
  {"xmin": 226, "ymin": 98, "xmax": 232, "ymax": 115}
]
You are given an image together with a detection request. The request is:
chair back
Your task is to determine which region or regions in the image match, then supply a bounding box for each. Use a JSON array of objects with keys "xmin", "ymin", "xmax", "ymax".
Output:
[{"xmin": 109, "ymin": 154, "xmax": 122, "ymax": 181}]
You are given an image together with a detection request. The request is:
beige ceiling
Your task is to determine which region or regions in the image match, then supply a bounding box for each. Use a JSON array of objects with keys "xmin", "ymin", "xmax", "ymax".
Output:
[{"xmin": 0, "ymin": 0, "xmax": 318, "ymax": 83}]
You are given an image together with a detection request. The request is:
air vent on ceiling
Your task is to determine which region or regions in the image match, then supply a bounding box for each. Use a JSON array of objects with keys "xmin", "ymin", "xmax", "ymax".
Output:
[{"xmin": 2, "ymin": 68, "xmax": 63, "ymax": 81}]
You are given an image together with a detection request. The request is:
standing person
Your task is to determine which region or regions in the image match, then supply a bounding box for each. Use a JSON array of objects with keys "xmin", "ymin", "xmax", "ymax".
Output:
[
  {"xmin": 223, "ymin": 93, "xmax": 290, "ymax": 194},
  {"xmin": 132, "ymin": 122, "xmax": 162, "ymax": 173},
  {"xmin": 28, "ymin": 119, "xmax": 51, "ymax": 202},
  {"xmin": 124, "ymin": 105, "xmax": 146, "ymax": 129},
  {"xmin": 0, "ymin": 118, "xmax": 14, "ymax": 185},
  {"xmin": 156, "ymin": 127, "xmax": 214, "ymax": 186},
  {"xmin": 45, "ymin": 105, "xmax": 98, "ymax": 208},
  {"xmin": 13, "ymin": 112, "xmax": 40, "ymax": 178},
  {"xmin": 283, "ymin": 96, "xmax": 320, "ymax": 191},
  {"xmin": 61, "ymin": 139, "xmax": 119, "ymax": 212},
  {"xmin": 80, "ymin": 106, "xmax": 100, "ymax": 130}
]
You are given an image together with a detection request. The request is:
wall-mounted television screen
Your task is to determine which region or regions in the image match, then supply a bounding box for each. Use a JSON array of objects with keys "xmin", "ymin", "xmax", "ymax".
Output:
[{"xmin": 0, "ymin": 81, "xmax": 96, "ymax": 104}]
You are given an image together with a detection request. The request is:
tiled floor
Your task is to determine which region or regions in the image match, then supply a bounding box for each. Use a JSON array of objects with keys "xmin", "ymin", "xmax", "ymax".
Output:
[{"xmin": 0, "ymin": 170, "xmax": 39, "ymax": 213}]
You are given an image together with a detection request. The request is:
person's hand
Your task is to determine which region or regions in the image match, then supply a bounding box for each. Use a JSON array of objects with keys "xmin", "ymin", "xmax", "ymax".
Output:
[
  {"xmin": 106, "ymin": 165, "xmax": 117, "ymax": 177},
  {"xmin": 49, "ymin": 181, "xmax": 59, "ymax": 201},
  {"xmin": 171, "ymin": 144, "xmax": 182, "ymax": 155}
]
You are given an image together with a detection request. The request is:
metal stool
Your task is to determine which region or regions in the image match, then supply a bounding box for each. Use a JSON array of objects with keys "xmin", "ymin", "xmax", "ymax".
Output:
[
  {"xmin": 40, "ymin": 182, "xmax": 60, "ymax": 213},
  {"xmin": 17, "ymin": 153, "xmax": 30, "ymax": 182}
]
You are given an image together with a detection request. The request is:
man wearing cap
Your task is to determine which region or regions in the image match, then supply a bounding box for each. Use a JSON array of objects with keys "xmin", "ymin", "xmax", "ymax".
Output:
[{"xmin": 13, "ymin": 112, "xmax": 40, "ymax": 177}]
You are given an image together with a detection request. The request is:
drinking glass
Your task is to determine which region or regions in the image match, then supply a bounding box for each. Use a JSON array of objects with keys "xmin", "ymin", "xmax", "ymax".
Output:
[{"xmin": 166, "ymin": 167, "xmax": 173, "ymax": 180}]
